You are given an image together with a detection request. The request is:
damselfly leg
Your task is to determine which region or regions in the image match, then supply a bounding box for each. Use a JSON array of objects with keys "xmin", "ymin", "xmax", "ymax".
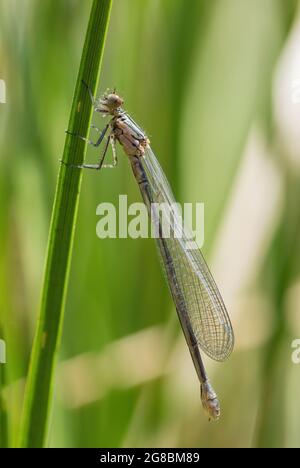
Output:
[
  {"xmin": 109, "ymin": 135, "xmax": 118, "ymax": 168},
  {"xmin": 66, "ymin": 122, "xmax": 117, "ymax": 169},
  {"xmin": 81, "ymin": 79, "xmax": 112, "ymax": 116},
  {"xmin": 90, "ymin": 124, "xmax": 102, "ymax": 133},
  {"xmin": 81, "ymin": 79, "xmax": 96, "ymax": 106},
  {"xmin": 66, "ymin": 123, "xmax": 109, "ymax": 148},
  {"xmin": 82, "ymin": 133, "xmax": 118, "ymax": 170}
]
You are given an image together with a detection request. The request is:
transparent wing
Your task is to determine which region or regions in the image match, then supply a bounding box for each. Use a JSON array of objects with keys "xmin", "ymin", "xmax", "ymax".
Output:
[{"xmin": 139, "ymin": 147, "xmax": 234, "ymax": 362}]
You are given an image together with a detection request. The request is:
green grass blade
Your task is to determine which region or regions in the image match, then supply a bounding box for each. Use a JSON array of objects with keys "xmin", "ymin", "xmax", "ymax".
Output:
[
  {"xmin": 0, "ymin": 327, "xmax": 8, "ymax": 448},
  {"xmin": 19, "ymin": 0, "xmax": 113, "ymax": 448},
  {"xmin": 0, "ymin": 371, "xmax": 9, "ymax": 449}
]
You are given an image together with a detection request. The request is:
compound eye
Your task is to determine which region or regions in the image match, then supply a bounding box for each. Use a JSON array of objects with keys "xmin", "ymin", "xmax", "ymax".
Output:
[{"xmin": 107, "ymin": 94, "xmax": 124, "ymax": 107}]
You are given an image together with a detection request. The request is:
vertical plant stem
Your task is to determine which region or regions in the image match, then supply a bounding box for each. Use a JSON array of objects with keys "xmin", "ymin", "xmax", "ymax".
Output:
[
  {"xmin": 20, "ymin": 0, "xmax": 113, "ymax": 448},
  {"xmin": 0, "ymin": 328, "xmax": 8, "ymax": 448},
  {"xmin": 0, "ymin": 372, "xmax": 9, "ymax": 449}
]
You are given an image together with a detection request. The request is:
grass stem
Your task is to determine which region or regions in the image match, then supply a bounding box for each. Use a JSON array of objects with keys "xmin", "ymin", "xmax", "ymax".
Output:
[{"xmin": 19, "ymin": 0, "xmax": 113, "ymax": 447}]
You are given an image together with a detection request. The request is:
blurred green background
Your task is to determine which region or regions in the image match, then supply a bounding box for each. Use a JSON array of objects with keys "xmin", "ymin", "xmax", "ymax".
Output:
[{"xmin": 1, "ymin": 0, "xmax": 300, "ymax": 448}]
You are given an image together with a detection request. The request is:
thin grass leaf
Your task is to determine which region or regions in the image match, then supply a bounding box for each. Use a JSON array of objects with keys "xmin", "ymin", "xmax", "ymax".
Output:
[
  {"xmin": 19, "ymin": 0, "xmax": 113, "ymax": 448},
  {"xmin": 0, "ymin": 327, "xmax": 8, "ymax": 448}
]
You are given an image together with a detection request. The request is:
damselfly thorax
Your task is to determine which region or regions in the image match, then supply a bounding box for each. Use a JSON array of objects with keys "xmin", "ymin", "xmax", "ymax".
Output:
[
  {"xmin": 98, "ymin": 93, "xmax": 152, "ymax": 187},
  {"xmin": 112, "ymin": 112, "xmax": 150, "ymax": 157}
]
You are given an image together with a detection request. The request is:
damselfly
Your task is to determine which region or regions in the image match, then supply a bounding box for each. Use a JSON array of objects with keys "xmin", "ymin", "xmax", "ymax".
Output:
[{"xmin": 66, "ymin": 81, "xmax": 234, "ymax": 420}]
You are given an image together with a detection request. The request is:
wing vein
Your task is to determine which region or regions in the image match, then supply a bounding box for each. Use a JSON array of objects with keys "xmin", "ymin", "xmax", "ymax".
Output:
[{"xmin": 140, "ymin": 147, "xmax": 234, "ymax": 361}]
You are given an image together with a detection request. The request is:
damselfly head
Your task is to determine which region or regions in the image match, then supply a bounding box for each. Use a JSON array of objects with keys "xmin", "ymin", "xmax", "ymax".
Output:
[{"xmin": 99, "ymin": 92, "xmax": 124, "ymax": 114}]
